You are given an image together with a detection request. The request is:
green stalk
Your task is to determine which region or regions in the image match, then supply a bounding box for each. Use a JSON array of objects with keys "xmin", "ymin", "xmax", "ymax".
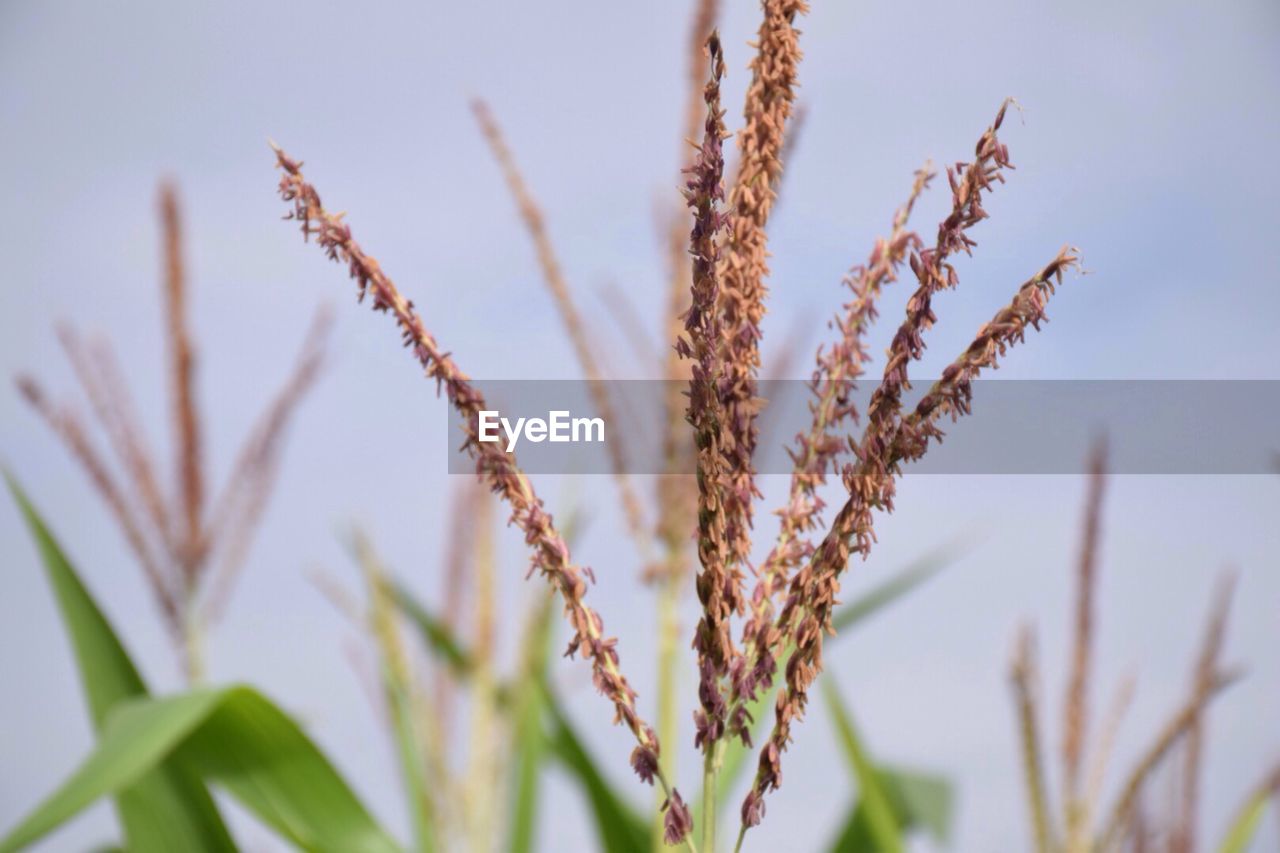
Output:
[
  {"xmin": 701, "ymin": 740, "xmax": 725, "ymax": 853},
  {"xmin": 654, "ymin": 567, "xmax": 682, "ymax": 851},
  {"xmin": 357, "ymin": 532, "xmax": 436, "ymax": 853},
  {"xmin": 388, "ymin": 679, "xmax": 433, "ymax": 853},
  {"xmin": 464, "ymin": 494, "xmax": 499, "ymax": 853},
  {"xmin": 702, "ymin": 750, "xmax": 716, "ymax": 853},
  {"xmin": 181, "ymin": 594, "xmax": 206, "ymax": 685}
]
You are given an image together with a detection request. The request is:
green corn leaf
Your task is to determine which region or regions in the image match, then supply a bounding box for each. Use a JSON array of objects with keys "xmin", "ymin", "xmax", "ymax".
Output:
[
  {"xmin": 350, "ymin": 532, "xmax": 435, "ymax": 853},
  {"xmin": 822, "ymin": 680, "xmax": 903, "ymax": 853},
  {"xmin": 386, "ymin": 499, "xmax": 588, "ymax": 685},
  {"xmin": 825, "ymin": 765, "xmax": 954, "ymax": 853},
  {"xmin": 0, "ymin": 685, "xmax": 401, "ymax": 853},
  {"xmin": 822, "ymin": 679, "xmax": 953, "ymax": 851},
  {"xmin": 507, "ymin": 592, "xmax": 557, "ymax": 853},
  {"xmin": 880, "ymin": 768, "xmax": 952, "ymax": 843},
  {"xmin": 1219, "ymin": 788, "xmax": 1271, "ymax": 853},
  {"xmin": 4, "ymin": 472, "xmax": 234, "ymax": 852},
  {"xmin": 830, "ymin": 539, "xmax": 966, "ymax": 635},
  {"xmin": 391, "ymin": 580, "xmax": 474, "ymax": 678},
  {"xmin": 543, "ymin": 685, "xmax": 650, "ymax": 853}
]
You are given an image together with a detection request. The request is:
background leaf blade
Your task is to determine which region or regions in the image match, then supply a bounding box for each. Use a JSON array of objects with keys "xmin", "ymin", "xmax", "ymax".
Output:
[
  {"xmin": 0, "ymin": 685, "xmax": 401, "ymax": 853},
  {"xmin": 4, "ymin": 473, "xmax": 234, "ymax": 853}
]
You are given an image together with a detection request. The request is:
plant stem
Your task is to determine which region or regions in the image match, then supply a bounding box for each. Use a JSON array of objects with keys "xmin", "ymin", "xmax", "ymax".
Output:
[
  {"xmin": 465, "ymin": 494, "xmax": 499, "ymax": 853},
  {"xmin": 654, "ymin": 565, "xmax": 682, "ymax": 851},
  {"xmin": 702, "ymin": 740, "xmax": 724, "ymax": 853},
  {"xmin": 181, "ymin": 595, "xmax": 206, "ymax": 684}
]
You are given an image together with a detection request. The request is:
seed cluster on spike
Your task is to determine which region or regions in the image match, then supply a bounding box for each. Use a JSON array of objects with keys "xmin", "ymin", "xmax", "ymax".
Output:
[
  {"xmin": 664, "ymin": 790, "xmax": 694, "ymax": 845},
  {"xmin": 714, "ymin": 0, "xmax": 809, "ymax": 633},
  {"xmin": 736, "ymin": 102, "xmax": 1080, "ymax": 826},
  {"xmin": 674, "ymin": 30, "xmax": 736, "ymax": 756},
  {"xmin": 268, "ymin": 3, "xmax": 1085, "ymax": 842},
  {"xmin": 273, "ymin": 146, "xmax": 679, "ymax": 806},
  {"xmin": 731, "ymin": 166, "xmax": 933, "ymax": 728}
]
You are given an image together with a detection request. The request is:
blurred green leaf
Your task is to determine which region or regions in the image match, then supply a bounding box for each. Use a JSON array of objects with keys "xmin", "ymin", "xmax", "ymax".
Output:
[
  {"xmin": 508, "ymin": 592, "xmax": 557, "ymax": 853},
  {"xmin": 544, "ymin": 686, "xmax": 650, "ymax": 853},
  {"xmin": 4, "ymin": 472, "xmax": 234, "ymax": 852},
  {"xmin": 830, "ymin": 540, "xmax": 965, "ymax": 635},
  {"xmin": 822, "ymin": 679, "xmax": 953, "ymax": 852},
  {"xmin": 823, "ymin": 680, "xmax": 903, "ymax": 853},
  {"xmin": 708, "ymin": 544, "xmax": 965, "ymax": 822},
  {"xmin": 826, "ymin": 766, "xmax": 954, "ymax": 853},
  {"xmin": 349, "ymin": 531, "xmax": 435, "ymax": 853},
  {"xmin": 1219, "ymin": 789, "xmax": 1270, "ymax": 853},
  {"xmin": 0, "ymin": 685, "xmax": 401, "ymax": 853},
  {"xmin": 880, "ymin": 768, "xmax": 952, "ymax": 843},
  {"xmin": 391, "ymin": 580, "xmax": 474, "ymax": 678},
  {"xmin": 506, "ymin": 497, "xmax": 588, "ymax": 853}
]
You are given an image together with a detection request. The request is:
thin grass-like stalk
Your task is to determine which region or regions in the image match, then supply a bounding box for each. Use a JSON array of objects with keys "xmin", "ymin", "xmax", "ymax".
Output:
[
  {"xmin": 435, "ymin": 477, "xmax": 481, "ymax": 753},
  {"xmin": 471, "ymin": 99, "xmax": 651, "ymax": 564},
  {"xmin": 200, "ymin": 306, "xmax": 331, "ymax": 623},
  {"xmin": 1171, "ymin": 570, "xmax": 1236, "ymax": 853},
  {"xmin": 272, "ymin": 144, "xmax": 696, "ymax": 850},
  {"xmin": 159, "ymin": 181, "xmax": 203, "ymax": 579},
  {"xmin": 463, "ymin": 491, "xmax": 500, "ymax": 853},
  {"xmin": 20, "ymin": 181, "xmax": 325, "ymax": 681},
  {"xmin": 15, "ymin": 376, "xmax": 178, "ymax": 628},
  {"xmin": 1081, "ymin": 675, "xmax": 1136, "ymax": 844},
  {"xmin": 57, "ymin": 326, "xmax": 172, "ymax": 550},
  {"xmin": 1063, "ymin": 437, "xmax": 1108, "ymax": 850},
  {"xmin": 598, "ymin": 280, "xmax": 660, "ymax": 370},
  {"xmin": 1098, "ymin": 669, "xmax": 1240, "ymax": 849},
  {"xmin": 1011, "ymin": 626, "xmax": 1057, "ymax": 853},
  {"xmin": 354, "ymin": 530, "xmax": 436, "ymax": 853}
]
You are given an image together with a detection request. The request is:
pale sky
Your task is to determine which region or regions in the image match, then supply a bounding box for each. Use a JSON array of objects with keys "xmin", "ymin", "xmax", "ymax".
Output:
[{"xmin": 2, "ymin": 1, "xmax": 1279, "ymax": 850}]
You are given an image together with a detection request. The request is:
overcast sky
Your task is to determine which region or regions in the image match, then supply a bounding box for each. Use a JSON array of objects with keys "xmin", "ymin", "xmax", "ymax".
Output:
[{"xmin": 2, "ymin": 1, "xmax": 1279, "ymax": 850}]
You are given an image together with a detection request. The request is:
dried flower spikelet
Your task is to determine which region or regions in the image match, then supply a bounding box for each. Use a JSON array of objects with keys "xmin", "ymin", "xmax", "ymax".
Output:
[
  {"xmin": 715, "ymin": 0, "xmax": 809, "ymax": 609},
  {"xmin": 739, "ymin": 237, "xmax": 1079, "ymax": 826},
  {"xmin": 272, "ymin": 144, "xmax": 671, "ymax": 790},
  {"xmin": 56, "ymin": 326, "xmax": 171, "ymax": 549},
  {"xmin": 1173, "ymin": 570, "xmax": 1237, "ymax": 851},
  {"xmin": 1010, "ymin": 624, "xmax": 1056, "ymax": 853},
  {"xmin": 471, "ymin": 100, "xmax": 650, "ymax": 559},
  {"xmin": 1062, "ymin": 436, "xmax": 1108, "ymax": 816},
  {"xmin": 662, "ymin": 790, "xmax": 693, "ymax": 845},
  {"xmin": 1100, "ymin": 666, "xmax": 1240, "ymax": 848},
  {"xmin": 16, "ymin": 374, "xmax": 179, "ymax": 626},
  {"xmin": 860, "ymin": 99, "xmax": 1017, "ymax": 483},
  {"xmin": 741, "ymin": 788, "xmax": 766, "ymax": 829},
  {"xmin": 734, "ymin": 165, "xmax": 932, "ymax": 716},
  {"xmin": 653, "ymin": 0, "xmax": 722, "ymax": 586},
  {"xmin": 899, "ymin": 246, "xmax": 1080, "ymax": 443},
  {"xmin": 159, "ymin": 181, "xmax": 204, "ymax": 576},
  {"xmin": 676, "ymin": 31, "xmax": 737, "ymax": 750},
  {"xmin": 200, "ymin": 307, "xmax": 331, "ymax": 621}
]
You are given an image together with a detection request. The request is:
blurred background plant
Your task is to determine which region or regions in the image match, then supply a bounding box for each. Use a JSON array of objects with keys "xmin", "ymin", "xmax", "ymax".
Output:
[
  {"xmin": 13, "ymin": 182, "xmax": 329, "ymax": 682},
  {"xmin": 1008, "ymin": 441, "xmax": 1280, "ymax": 853},
  {"xmin": 2, "ymin": 0, "xmax": 1279, "ymax": 850}
]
